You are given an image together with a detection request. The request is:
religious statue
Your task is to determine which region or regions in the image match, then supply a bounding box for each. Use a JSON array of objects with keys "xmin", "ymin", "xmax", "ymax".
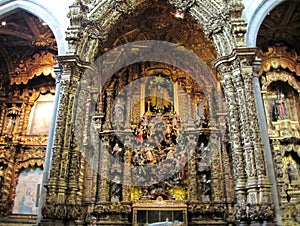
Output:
[
  {"xmin": 197, "ymin": 101, "xmax": 205, "ymax": 119},
  {"xmin": 150, "ymin": 85, "xmax": 171, "ymax": 113},
  {"xmin": 4, "ymin": 115, "xmax": 16, "ymax": 134},
  {"xmin": 89, "ymin": 216, "xmax": 97, "ymax": 226},
  {"xmin": 112, "ymin": 143, "xmax": 122, "ymax": 164},
  {"xmin": 200, "ymin": 174, "xmax": 211, "ymax": 202},
  {"xmin": 110, "ymin": 175, "xmax": 122, "ymax": 202},
  {"xmin": 286, "ymin": 161, "xmax": 299, "ymax": 184},
  {"xmin": 273, "ymin": 93, "xmax": 288, "ymax": 120}
]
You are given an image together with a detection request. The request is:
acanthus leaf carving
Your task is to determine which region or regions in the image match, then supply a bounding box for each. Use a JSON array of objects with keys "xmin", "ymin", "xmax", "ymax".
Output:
[
  {"xmin": 113, "ymin": 0, "xmax": 134, "ymax": 14},
  {"xmin": 168, "ymin": 0, "xmax": 196, "ymax": 11},
  {"xmin": 11, "ymin": 52, "xmax": 56, "ymax": 85},
  {"xmin": 203, "ymin": 8, "xmax": 230, "ymax": 37}
]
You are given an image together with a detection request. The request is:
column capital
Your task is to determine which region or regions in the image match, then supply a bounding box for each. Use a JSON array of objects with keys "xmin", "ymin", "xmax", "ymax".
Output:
[
  {"xmin": 213, "ymin": 47, "xmax": 257, "ymax": 73},
  {"xmin": 55, "ymin": 55, "xmax": 90, "ymax": 68}
]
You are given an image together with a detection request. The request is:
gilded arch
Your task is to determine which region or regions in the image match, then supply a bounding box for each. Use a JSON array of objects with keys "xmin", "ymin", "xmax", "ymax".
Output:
[{"xmin": 68, "ymin": 0, "xmax": 238, "ymax": 62}]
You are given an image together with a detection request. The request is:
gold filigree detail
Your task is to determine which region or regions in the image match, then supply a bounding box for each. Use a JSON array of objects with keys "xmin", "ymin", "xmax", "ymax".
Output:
[
  {"xmin": 11, "ymin": 51, "xmax": 56, "ymax": 85},
  {"xmin": 169, "ymin": 186, "xmax": 187, "ymax": 200},
  {"xmin": 258, "ymin": 46, "xmax": 300, "ymax": 76}
]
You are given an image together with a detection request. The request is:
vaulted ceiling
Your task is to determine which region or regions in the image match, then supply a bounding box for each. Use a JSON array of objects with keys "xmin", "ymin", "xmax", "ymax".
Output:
[
  {"xmin": 100, "ymin": 1, "xmax": 217, "ymax": 67},
  {"xmin": 257, "ymin": 0, "xmax": 300, "ymax": 53},
  {"xmin": 0, "ymin": 9, "xmax": 57, "ymax": 87}
]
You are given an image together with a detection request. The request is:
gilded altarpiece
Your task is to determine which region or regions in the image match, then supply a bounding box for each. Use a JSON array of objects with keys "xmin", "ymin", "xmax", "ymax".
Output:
[
  {"xmin": 75, "ymin": 61, "xmax": 234, "ymax": 225},
  {"xmin": 39, "ymin": 0, "xmax": 267, "ymax": 225},
  {"xmin": 0, "ymin": 52, "xmax": 56, "ymax": 222},
  {"xmin": 259, "ymin": 45, "xmax": 300, "ymax": 225}
]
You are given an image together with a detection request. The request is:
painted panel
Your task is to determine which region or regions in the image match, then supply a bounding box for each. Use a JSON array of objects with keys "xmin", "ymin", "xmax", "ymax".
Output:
[{"xmin": 12, "ymin": 167, "xmax": 43, "ymax": 215}]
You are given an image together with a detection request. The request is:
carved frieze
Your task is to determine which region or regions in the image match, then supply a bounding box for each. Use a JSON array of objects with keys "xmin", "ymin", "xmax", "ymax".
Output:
[
  {"xmin": 93, "ymin": 202, "xmax": 131, "ymax": 214},
  {"xmin": 234, "ymin": 203, "xmax": 274, "ymax": 222}
]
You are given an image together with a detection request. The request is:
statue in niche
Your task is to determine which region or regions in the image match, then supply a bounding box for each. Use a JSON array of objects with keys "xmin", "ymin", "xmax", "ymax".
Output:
[
  {"xmin": 112, "ymin": 143, "xmax": 123, "ymax": 165},
  {"xmin": 272, "ymin": 90, "xmax": 289, "ymax": 121},
  {"xmin": 4, "ymin": 116, "xmax": 15, "ymax": 134},
  {"xmin": 110, "ymin": 175, "xmax": 122, "ymax": 202},
  {"xmin": 3, "ymin": 104, "xmax": 21, "ymax": 134},
  {"xmin": 174, "ymin": 152, "xmax": 187, "ymax": 180},
  {"xmin": 146, "ymin": 74, "xmax": 173, "ymax": 114},
  {"xmin": 194, "ymin": 96, "xmax": 209, "ymax": 128},
  {"xmin": 286, "ymin": 160, "xmax": 299, "ymax": 184},
  {"xmin": 200, "ymin": 173, "xmax": 211, "ymax": 202},
  {"xmin": 276, "ymin": 93, "xmax": 287, "ymax": 119},
  {"xmin": 112, "ymin": 98, "xmax": 124, "ymax": 129},
  {"xmin": 197, "ymin": 142, "xmax": 210, "ymax": 172},
  {"xmin": 197, "ymin": 101, "xmax": 205, "ymax": 119},
  {"xmin": 150, "ymin": 85, "xmax": 171, "ymax": 113}
]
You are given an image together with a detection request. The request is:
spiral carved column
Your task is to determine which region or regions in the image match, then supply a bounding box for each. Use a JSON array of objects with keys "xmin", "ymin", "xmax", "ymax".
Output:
[
  {"xmin": 41, "ymin": 56, "xmax": 88, "ymax": 224},
  {"xmin": 187, "ymin": 134, "xmax": 198, "ymax": 201},
  {"xmin": 215, "ymin": 49, "xmax": 274, "ymax": 224},
  {"xmin": 122, "ymin": 141, "xmax": 133, "ymax": 202},
  {"xmin": 102, "ymin": 88, "xmax": 114, "ymax": 131},
  {"xmin": 220, "ymin": 70, "xmax": 247, "ymax": 207},
  {"xmin": 232, "ymin": 69, "xmax": 259, "ymax": 205},
  {"xmin": 97, "ymin": 136, "xmax": 110, "ymax": 202}
]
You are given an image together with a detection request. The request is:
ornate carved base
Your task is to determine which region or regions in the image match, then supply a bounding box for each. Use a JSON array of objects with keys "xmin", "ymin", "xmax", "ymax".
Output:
[{"xmin": 39, "ymin": 219, "xmax": 65, "ymax": 226}]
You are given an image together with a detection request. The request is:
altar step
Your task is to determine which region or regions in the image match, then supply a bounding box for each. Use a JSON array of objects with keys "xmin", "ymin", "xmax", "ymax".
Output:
[{"xmin": 0, "ymin": 214, "xmax": 37, "ymax": 226}]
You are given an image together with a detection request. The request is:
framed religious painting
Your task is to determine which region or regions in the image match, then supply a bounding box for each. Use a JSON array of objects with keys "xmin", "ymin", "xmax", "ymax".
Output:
[
  {"xmin": 27, "ymin": 93, "xmax": 54, "ymax": 135},
  {"xmin": 12, "ymin": 167, "xmax": 43, "ymax": 215}
]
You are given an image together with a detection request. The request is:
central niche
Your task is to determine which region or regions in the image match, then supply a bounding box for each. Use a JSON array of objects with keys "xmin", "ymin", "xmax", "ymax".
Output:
[
  {"xmin": 144, "ymin": 72, "xmax": 174, "ymax": 114},
  {"xmin": 107, "ymin": 63, "xmax": 211, "ymax": 203}
]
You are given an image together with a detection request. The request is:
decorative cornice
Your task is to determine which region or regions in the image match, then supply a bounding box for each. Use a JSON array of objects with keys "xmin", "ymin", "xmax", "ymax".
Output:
[
  {"xmin": 213, "ymin": 47, "xmax": 257, "ymax": 72},
  {"xmin": 55, "ymin": 55, "xmax": 90, "ymax": 68}
]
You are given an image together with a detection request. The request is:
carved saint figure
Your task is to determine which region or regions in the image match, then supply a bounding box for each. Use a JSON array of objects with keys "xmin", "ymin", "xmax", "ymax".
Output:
[
  {"xmin": 110, "ymin": 175, "xmax": 121, "ymax": 202},
  {"xmin": 286, "ymin": 161, "xmax": 299, "ymax": 183},
  {"xmin": 4, "ymin": 116, "xmax": 15, "ymax": 134},
  {"xmin": 276, "ymin": 93, "xmax": 287, "ymax": 119},
  {"xmin": 197, "ymin": 101, "xmax": 205, "ymax": 119},
  {"xmin": 112, "ymin": 143, "xmax": 122, "ymax": 164},
  {"xmin": 151, "ymin": 85, "xmax": 170, "ymax": 113},
  {"xmin": 200, "ymin": 174, "xmax": 211, "ymax": 202}
]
